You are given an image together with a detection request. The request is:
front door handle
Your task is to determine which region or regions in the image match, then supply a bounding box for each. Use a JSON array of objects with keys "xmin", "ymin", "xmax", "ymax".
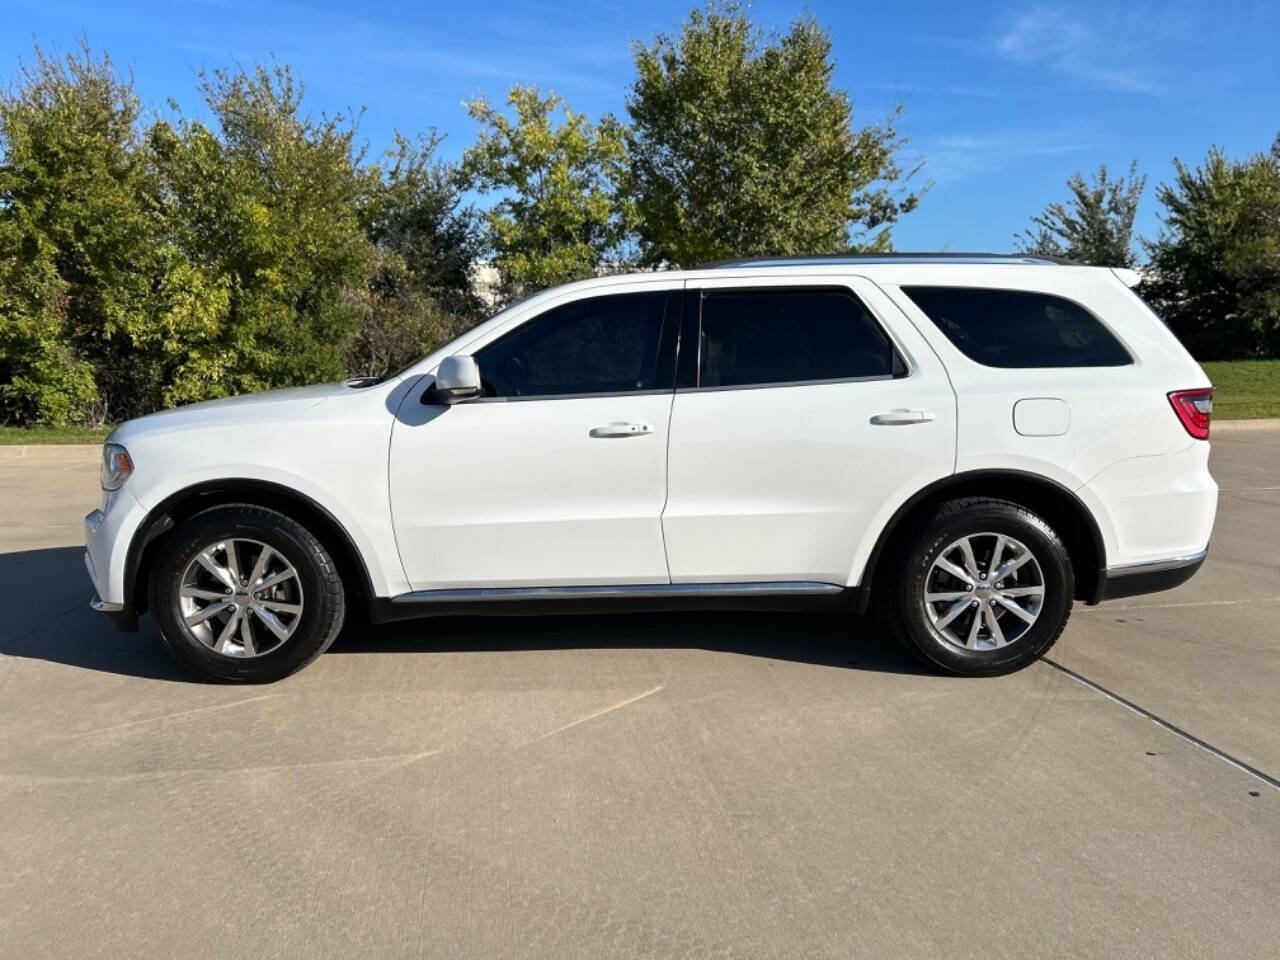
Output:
[
  {"xmin": 870, "ymin": 409, "xmax": 937, "ymax": 426},
  {"xmin": 589, "ymin": 421, "xmax": 653, "ymax": 439}
]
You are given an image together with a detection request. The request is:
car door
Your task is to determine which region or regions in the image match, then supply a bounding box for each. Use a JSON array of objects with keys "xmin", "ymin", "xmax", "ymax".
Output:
[
  {"xmin": 661, "ymin": 274, "xmax": 957, "ymax": 586},
  {"xmin": 389, "ymin": 284, "xmax": 681, "ymax": 591}
]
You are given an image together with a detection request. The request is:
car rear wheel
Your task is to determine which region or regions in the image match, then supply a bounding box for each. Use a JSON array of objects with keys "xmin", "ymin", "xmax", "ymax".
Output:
[
  {"xmin": 148, "ymin": 505, "xmax": 345, "ymax": 683},
  {"xmin": 882, "ymin": 497, "xmax": 1073, "ymax": 676}
]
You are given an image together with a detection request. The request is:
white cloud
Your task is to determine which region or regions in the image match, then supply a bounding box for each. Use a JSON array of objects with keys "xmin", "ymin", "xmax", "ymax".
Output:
[
  {"xmin": 917, "ymin": 132, "xmax": 1090, "ymax": 183},
  {"xmin": 993, "ymin": 5, "xmax": 1172, "ymax": 93}
]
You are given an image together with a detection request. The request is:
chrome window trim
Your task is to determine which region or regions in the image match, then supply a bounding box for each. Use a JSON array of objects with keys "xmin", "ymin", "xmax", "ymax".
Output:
[
  {"xmin": 461, "ymin": 387, "xmax": 676, "ymax": 404},
  {"xmin": 674, "ymin": 372, "xmax": 900, "ymax": 394}
]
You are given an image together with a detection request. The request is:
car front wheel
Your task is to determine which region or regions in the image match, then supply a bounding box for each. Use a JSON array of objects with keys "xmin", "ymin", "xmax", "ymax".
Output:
[
  {"xmin": 148, "ymin": 504, "xmax": 345, "ymax": 683},
  {"xmin": 883, "ymin": 497, "xmax": 1074, "ymax": 676}
]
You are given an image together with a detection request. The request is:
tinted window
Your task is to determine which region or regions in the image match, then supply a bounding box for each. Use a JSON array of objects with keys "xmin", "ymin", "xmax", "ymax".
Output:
[
  {"xmin": 476, "ymin": 292, "xmax": 669, "ymax": 398},
  {"xmin": 698, "ymin": 289, "xmax": 901, "ymax": 388},
  {"xmin": 901, "ymin": 286, "xmax": 1131, "ymax": 368}
]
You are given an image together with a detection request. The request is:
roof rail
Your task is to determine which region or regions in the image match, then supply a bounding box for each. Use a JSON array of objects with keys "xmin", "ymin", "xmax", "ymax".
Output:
[{"xmin": 696, "ymin": 252, "xmax": 1077, "ymax": 269}]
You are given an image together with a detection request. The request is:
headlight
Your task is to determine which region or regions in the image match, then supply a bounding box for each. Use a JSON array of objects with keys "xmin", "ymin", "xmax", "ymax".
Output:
[{"xmin": 100, "ymin": 443, "xmax": 134, "ymax": 491}]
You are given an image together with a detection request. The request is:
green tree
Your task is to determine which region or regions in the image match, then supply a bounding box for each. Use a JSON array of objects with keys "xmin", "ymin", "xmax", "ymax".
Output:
[
  {"xmin": 463, "ymin": 85, "xmax": 631, "ymax": 302},
  {"xmin": 364, "ymin": 132, "xmax": 481, "ymax": 318},
  {"xmin": 0, "ymin": 42, "xmax": 157, "ymax": 424},
  {"xmin": 147, "ymin": 63, "xmax": 373, "ymax": 406},
  {"xmin": 1144, "ymin": 138, "xmax": 1280, "ymax": 360},
  {"xmin": 625, "ymin": 1, "xmax": 923, "ymax": 267},
  {"xmin": 350, "ymin": 131, "xmax": 483, "ymax": 377},
  {"xmin": 1017, "ymin": 161, "xmax": 1146, "ymax": 266}
]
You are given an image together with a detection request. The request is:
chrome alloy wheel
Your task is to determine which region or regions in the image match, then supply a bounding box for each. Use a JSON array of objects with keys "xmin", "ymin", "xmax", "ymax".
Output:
[
  {"xmin": 178, "ymin": 538, "xmax": 304, "ymax": 658},
  {"xmin": 922, "ymin": 532, "xmax": 1045, "ymax": 651}
]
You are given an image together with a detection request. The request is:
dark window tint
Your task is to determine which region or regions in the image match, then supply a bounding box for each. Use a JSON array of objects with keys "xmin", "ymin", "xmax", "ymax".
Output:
[
  {"xmin": 476, "ymin": 292, "xmax": 669, "ymax": 398},
  {"xmin": 698, "ymin": 289, "xmax": 901, "ymax": 388},
  {"xmin": 901, "ymin": 286, "xmax": 1131, "ymax": 368}
]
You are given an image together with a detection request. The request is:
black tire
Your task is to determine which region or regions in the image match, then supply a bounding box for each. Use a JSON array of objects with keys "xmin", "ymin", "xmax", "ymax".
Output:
[
  {"xmin": 148, "ymin": 504, "xmax": 345, "ymax": 683},
  {"xmin": 881, "ymin": 497, "xmax": 1073, "ymax": 676}
]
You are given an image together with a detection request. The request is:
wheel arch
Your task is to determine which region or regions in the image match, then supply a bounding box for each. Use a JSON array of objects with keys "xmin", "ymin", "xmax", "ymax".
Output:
[
  {"xmin": 858, "ymin": 470, "xmax": 1108, "ymax": 609},
  {"xmin": 126, "ymin": 479, "xmax": 377, "ymax": 620}
]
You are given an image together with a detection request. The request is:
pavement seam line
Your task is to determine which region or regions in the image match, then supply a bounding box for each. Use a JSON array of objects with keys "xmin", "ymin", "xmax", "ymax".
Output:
[
  {"xmin": 0, "ymin": 598, "xmax": 85, "ymax": 654},
  {"xmin": 1042, "ymin": 657, "xmax": 1280, "ymax": 794},
  {"xmin": 68, "ymin": 693, "xmax": 278, "ymax": 738},
  {"xmin": 533, "ymin": 684, "xmax": 665, "ymax": 742},
  {"xmin": 1076, "ymin": 597, "xmax": 1280, "ymax": 613}
]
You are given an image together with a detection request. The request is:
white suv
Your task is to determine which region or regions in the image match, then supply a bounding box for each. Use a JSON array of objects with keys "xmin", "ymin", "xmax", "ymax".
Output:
[{"xmin": 85, "ymin": 254, "xmax": 1218, "ymax": 682}]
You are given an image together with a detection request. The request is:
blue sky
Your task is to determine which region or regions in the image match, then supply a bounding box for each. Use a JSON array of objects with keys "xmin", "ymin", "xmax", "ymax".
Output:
[{"xmin": 5, "ymin": 0, "xmax": 1278, "ymax": 251}]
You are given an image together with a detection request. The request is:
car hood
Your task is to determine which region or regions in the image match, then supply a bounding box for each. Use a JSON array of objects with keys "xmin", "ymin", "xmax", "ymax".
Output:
[{"xmin": 109, "ymin": 381, "xmax": 356, "ymax": 442}]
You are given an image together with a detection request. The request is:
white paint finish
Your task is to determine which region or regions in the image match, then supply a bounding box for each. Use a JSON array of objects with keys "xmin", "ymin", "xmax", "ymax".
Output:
[
  {"xmin": 387, "ymin": 275, "xmax": 685, "ymax": 591},
  {"xmin": 1013, "ymin": 398, "xmax": 1070, "ymax": 437},
  {"xmin": 1081, "ymin": 440, "xmax": 1218, "ymax": 566},
  {"xmin": 390, "ymin": 392, "xmax": 675, "ymax": 589},
  {"xmin": 83, "ymin": 485, "xmax": 148, "ymax": 603},
  {"xmin": 94, "ymin": 379, "xmax": 415, "ymax": 601},
  {"xmin": 661, "ymin": 275, "xmax": 956, "ymax": 586},
  {"xmin": 875, "ymin": 267, "xmax": 1215, "ymax": 567},
  {"xmin": 88, "ymin": 260, "xmax": 1219, "ymax": 611}
]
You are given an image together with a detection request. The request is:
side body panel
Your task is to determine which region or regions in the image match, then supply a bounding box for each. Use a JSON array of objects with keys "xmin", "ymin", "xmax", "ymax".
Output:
[
  {"xmin": 388, "ymin": 277, "xmax": 684, "ymax": 591},
  {"xmin": 869, "ymin": 264, "xmax": 1217, "ymax": 568},
  {"xmin": 389, "ymin": 393, "xmax": 675, "ymax": 589},
  {"xmin": 661, "ymin": 274, "xmax": 958, "ymax": 587},
  {"xmin": 87, "ymin": 381, "xmax": 414, "ymax": 605}
]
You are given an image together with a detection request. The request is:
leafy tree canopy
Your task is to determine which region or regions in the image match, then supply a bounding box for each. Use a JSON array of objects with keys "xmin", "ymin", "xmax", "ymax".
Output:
[
  {"xmin": 624, "ymin": 1, "xmax": 924, "ymax": 267},
  {"xmin": 463, "ymin": 86, "xmax": 631, "ymax": 302},
  {"xmin": 0, "ymin": 41, "xmax": 152, "ymax": 423},
  {"xmin": 146, "ymin": 62, "xmax": 372, "ymax": 406},
  {"xmin": 1143, "ymin": 137, "xmax": 1280, "ymax": 360},
  {"xmin": 1017, "ymin": 161, "xmax": 1146, "ymax": 267}
]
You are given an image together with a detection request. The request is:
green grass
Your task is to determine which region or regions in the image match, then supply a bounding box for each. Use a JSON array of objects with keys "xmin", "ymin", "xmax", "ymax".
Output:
[
  {"xmin": 1201, "ymin": 360, "xmax": 1280, "ymax": 420},
  {"xmin": 0, "ymin": 424, "xmax": 112, "ymax": 445}
]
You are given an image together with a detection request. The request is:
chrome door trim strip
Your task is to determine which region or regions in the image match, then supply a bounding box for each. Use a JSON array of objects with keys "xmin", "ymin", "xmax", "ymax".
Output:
[
  {"xmin": 1105, "ymin": 550, "xmax": 1208, "ymax": 577},
  {"xmin": 390, "ymin": 581, "xmax": 845, "ymax": 604}
]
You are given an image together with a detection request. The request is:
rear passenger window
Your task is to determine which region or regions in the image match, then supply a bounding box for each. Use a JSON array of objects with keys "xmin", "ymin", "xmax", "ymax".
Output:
[
  {"xmin": 901, "ymin": 287, "xmax": 1131, "ymax": 368},
  {"xmin": 698, "ymin": 289, "xmax": 903, "ymax": 388}
]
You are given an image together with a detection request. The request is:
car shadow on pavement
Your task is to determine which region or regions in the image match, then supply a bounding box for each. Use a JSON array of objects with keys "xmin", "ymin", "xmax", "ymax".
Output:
[
  {"xmin": 2, "ymin": 546, "xmax": 926, "ymax": 679},
  {"xmin": 0, "ymin": 546, "xmax": 198, "ymax": 683},
  {"xmin": 331, "ymin": 609, "xmax": 928, "ymax": 675}
]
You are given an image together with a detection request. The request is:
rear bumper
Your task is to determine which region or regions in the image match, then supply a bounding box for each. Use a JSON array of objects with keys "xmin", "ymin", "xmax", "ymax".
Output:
[
  {"xmin": 1080, "ymin": 440, "xmax": 1217, "ymax": 570},
  {"xmin": 1097, "ymin": 550, "xmax": 1207, "ymax": 602}
]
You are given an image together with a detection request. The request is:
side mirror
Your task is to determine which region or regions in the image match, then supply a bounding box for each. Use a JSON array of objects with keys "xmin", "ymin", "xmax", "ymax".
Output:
[{"xmin": 429, "ymin": 354, "xmax": 482, "ymax": 405}]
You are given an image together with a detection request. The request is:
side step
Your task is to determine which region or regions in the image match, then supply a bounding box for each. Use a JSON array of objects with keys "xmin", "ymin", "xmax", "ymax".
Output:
[{"xmin": 369, "ymin": 581, "xmax": 859, "ymax": 623}]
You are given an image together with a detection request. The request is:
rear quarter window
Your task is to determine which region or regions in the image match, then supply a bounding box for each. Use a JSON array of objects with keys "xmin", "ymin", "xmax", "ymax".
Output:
[{"xmin": 901, "ymin": 286, "xmax": 1132, "ymax": 368}]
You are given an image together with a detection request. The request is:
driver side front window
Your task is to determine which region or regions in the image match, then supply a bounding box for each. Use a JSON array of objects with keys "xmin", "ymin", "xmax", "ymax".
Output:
[{"xmin": 475, "ymin": 292, "xmax": 670, "ymax": 399}]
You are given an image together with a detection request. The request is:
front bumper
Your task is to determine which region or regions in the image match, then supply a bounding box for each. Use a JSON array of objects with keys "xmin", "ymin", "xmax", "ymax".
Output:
[
  {"xmin": 85, "ymin": 487, "xmax": 147, "ymax": 632},
  {"xmin": 89, "ymin": 589, "xmax": 138, "ymax": 631},
  {"xmin": 1097, "ymin": 550, "xmax": 1207, "ymax": 602}
]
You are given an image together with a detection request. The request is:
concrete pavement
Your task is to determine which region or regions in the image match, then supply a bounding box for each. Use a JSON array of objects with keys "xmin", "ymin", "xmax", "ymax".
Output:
[{"xmin": 1, "ymin": 434, "xmax": 1277, "ymax": 958}]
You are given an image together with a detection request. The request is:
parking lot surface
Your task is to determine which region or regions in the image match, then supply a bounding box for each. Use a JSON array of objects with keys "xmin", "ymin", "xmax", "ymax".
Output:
[{"xmin": 2, "ymin": 430, "xmax": 1277, "ymax": 959}]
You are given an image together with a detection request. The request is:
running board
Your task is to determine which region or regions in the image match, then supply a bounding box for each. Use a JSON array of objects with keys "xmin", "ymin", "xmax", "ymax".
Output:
[{"xmin": 390, "ymin": 581, "xmax": 844, "ymax": 604}]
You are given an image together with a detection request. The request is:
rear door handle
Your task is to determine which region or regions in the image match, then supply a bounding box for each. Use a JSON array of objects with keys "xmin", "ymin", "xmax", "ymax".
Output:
[
  {"xmin": 589, "ymin": 421, "xmax": 653, "ymax": 438},
  {"xmin": 870, "ymin": 409, "xmax": 937, "ymax": 425}
]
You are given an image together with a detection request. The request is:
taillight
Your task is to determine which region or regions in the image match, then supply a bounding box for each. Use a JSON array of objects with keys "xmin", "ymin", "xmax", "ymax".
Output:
[{"xmin": 1168, "ymin": 388, "xmax": 1213, "ymax": 440}]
